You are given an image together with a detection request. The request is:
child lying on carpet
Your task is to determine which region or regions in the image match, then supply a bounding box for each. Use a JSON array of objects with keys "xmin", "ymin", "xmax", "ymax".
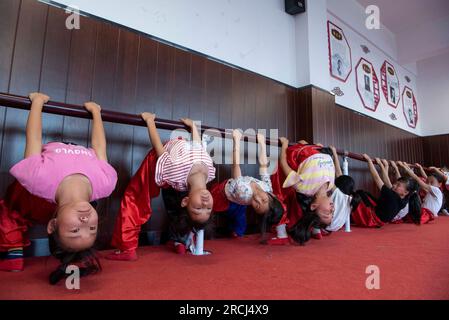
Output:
[
  {"xmin": 351, "ymin": 155, "xmax": 421, "ymax": 227},
  {"xmin": 397, "ymin": 161, "xmax": 443, "ymax": 223}
]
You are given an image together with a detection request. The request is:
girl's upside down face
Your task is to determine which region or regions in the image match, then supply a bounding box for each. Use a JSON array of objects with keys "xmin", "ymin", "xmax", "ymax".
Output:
[
  {"xmin": 181, "ymin": 188, "xmax": 214, "ymax": 224},
  {"xmin": 47, "ymin": 201, "xmax": 98, "ymax": 252},
  {"xmin": 311, "ymin": 185, "xmax": 335, "ymax": 226}
]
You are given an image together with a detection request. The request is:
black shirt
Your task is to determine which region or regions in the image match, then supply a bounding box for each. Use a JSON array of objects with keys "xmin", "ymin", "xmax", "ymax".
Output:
[{"xmin": 375, "ymin": 185, "xmax": 407, "ymax": 222}]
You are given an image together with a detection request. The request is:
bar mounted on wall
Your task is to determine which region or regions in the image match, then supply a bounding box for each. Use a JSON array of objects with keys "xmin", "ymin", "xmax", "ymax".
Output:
[{"xmin": 0, "ymin": 92, "xmax": 428, "ymax": 170}]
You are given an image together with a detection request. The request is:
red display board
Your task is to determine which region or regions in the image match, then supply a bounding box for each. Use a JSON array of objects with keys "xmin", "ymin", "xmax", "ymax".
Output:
[
  {"xmin": 355, "ymin": 58, "xmax": 380, "ymax": 112},
  {"xmin": 381, "ymin": 60, "xmax": 400, "ymax": 108},
  {"xmin": 402, "ymin": 86, "xmax": 418, "ymax": 128},
  {"xmin": 328, "ymin": 21, "xmax": 352, "ymax": 83}
]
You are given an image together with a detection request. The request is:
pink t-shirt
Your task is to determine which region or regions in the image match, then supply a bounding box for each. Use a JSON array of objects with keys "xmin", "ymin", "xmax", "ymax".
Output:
[{"xmin": 9, "ymin": 142, "xmax": 118, "ymax": 203}]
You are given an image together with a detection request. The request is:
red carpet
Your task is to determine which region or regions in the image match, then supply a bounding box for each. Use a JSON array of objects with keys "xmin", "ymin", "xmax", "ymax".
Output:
[{"xmin": 1, "ymin": 217, "xmax": 449, "ymax": 300}]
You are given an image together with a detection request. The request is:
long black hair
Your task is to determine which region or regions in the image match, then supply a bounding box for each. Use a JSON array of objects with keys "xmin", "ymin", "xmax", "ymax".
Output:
[
  {"xmin": 259, "ymin": 193, "xmax": 284, "ymax": 243},
  {"xmin": 398, "ymin": 177, "xmax": 421, "ymax": 224},
  {"xmin": 288, "ymin": 193, "xmax": 325, "ymax": 245},
  {"xmin": 161, "ymin": 188, "xmax": 209, "ymax": 241},
  {"xmin": 48, "ymin": 231, "xmax": 101, "ymax": 285},
  {"xmin": 286, "ymin": 146, "xmax": 336, "ymax": 245},
  {"xmin": 47, "ymin": 201, "xmax": 101, "ymax": 285},
  {"xmin": 335, "ymin": 175, "xmax": 362, "ymax": 209}
]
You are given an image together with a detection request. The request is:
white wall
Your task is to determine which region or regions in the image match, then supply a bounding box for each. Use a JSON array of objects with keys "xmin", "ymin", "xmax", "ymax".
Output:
[
  {"xmin": 52, "ymin": 0, "xmax": 445, "ymax": 136},
  {"xmin": 327, "ymin": 0, "xmax": 399, "ymax": 61},
  {"xmin": 294, "ymin": 0, "xmax": 330, "ymax": 89},
  {"xmin": 52, "ymin": 0, "xmax": 298, "ymax": 86},
  {"xmin": 417, "ymin": 51, "xmax": 449, "ymax": 136},
  {"xmin": 326, "ymin": 0, "xmax": 422, "ymax": 135}
]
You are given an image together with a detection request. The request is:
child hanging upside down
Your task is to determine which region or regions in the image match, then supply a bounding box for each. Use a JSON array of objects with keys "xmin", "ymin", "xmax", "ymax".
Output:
[
  {"xmin": 310, "ymin": 146, "xmax": 363, "ymax": 240},
  {"xmin": 0, "ymin": 93, "xmax": 117, "ymax": 285},
  {"xmin": 106, "ymin": 113, "xmax": 216, "ymax": 261},
  {"xmin": 210, "ymin": 130, "xmax": 283, "ymax": 239},
  {"xmin": 270, "ymin": 138, "xmax": 336, "ymax": 245}
]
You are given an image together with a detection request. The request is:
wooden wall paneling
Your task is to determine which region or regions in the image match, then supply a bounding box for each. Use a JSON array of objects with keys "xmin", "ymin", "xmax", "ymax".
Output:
[
  {"xmin": 286, "ymin": 88, "xmax": 296, "ymax": 142},
  {"xmin": 189, "ymin": 54, "xmax": 206, "ymax": 123},
  {"xmin": 0, "ymin": 0, "xmax": 21, "ymax": 194},
  {"xmin": 132, "ymin": 38, "xmax": 158, "ymax": 175},
  {"xmin": 64, "ymin": 16, "xmax": 98, "ymax": 146},
  {"xmin": 39, "ymin": 7, "xmax": 72, "ymax": 145},
  {"xmin": 89, "ymin": 23, "xmax": 120, "ymax": 247},
  {"xmin": 105, "ymin": 29, "xmax": 140, "ymax": 244},
  {"xmin": 254, "ymin": 77, "xmax": 269, "ymax": 135},
  {"xmin": 171, "ymin": 49, "xmax": 191, "ymax": 122},
  {"xmin": 217, "ymin": 65, "xmax": 233, "ymax": 183},
  {"xmin": 154, "ymin": 42, "xmax": 175, "ymax": 120},
  {"xmin": 1, "ymin": 0, "xmax": 48, "ymax": 193},
  {"xmin": 242, "ymin": 72, "xmax": 258, "ymax": 179},
  {"xmin": 231, "ymin": 69, "xmax": 247, "ymax": 131},
  {"xmin": 203, "ymin": 59, "xmax": 221, "ymax": 129},
  {"xmin": 295, "ymin": 87, "xmax": 313, "ymax": 143}
]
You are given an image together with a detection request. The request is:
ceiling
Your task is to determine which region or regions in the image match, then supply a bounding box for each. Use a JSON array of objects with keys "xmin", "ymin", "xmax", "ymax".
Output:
[
  {"xmin": 356, "ymin": 0, "xmax": 449, "ymax": 33},
  {"xmin": 356, "ymin": 0, "xmax": 449, "ymax": 64}
]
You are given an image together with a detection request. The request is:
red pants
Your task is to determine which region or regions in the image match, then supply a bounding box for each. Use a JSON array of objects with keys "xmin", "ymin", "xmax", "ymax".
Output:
[
  {"xmin": 403, "ymin": 208, "xmax": 435, "ymax": 225},
  {"xmin": 270, "ymin": 144, "xmax": 321, "ymax": 228},
  {"xmin": 0, "ymin": 181, "xmax": 56, "ymax": 251},
  {"xmin": 110, "ymin": 149, "xmax": 161, "ymax": 252},
  {"xmin": 210, "ymin": 180, "xmax": 231, "ymax": 213},
  {"xmin": 351, "ymin": 194, "xmax": 385, "ymax": 228}
]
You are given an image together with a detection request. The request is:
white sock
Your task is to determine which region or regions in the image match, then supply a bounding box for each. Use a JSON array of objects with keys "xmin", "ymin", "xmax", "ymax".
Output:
[{"xmin": 275, "ymin": 224, "xmax": 288, "ymax": 239}]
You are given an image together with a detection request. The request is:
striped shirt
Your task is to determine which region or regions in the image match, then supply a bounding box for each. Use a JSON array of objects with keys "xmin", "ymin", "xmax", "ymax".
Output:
[
  {"xmin": 155, "ymin": 139, "xmax": 216, "ymax": 191},
  {"xmin": 283, "ymin": 153, "xmax": 335, "ymax": 196}
]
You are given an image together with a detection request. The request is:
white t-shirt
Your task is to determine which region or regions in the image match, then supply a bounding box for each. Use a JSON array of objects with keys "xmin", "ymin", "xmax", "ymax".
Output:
[
  {"xmin": 423, "ymin": 185, "xmax": 443, "ymax": 217},
  {"xmin": 392, "ymin": 203, "xmax": 409, "ymax": 222},
  {"xmin": 326, "ymin": 188, "xmax": 352, "ymax": 232}
]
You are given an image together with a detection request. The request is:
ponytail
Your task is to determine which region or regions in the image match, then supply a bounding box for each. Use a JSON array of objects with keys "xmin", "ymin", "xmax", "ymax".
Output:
[
  {"xmin": 288, "ymin": 211, "xmax": 322, "ymax": 245},
  {"xmin": 398, "ymin": 177, "xmax": 422, "ymax": 225},
  {"xmin": 48, "ymin": 232, "xmax": 101, "ymax": 285},
  {"xmin": 161, "ymin": 188, "xmax": 209, "ymax": 243},
  {"xmin": 287, "ymin": 193, "xmax": 322, "ymax": 245},
  {"xmin": 407, "ymin": 191, "xmax": 422, "ymax": 225}
]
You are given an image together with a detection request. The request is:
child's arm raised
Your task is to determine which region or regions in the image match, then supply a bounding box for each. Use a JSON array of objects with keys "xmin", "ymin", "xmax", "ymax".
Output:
[
  {"xmin": 390, "ymin": 161, "xmax": 402, "ymax": 181},
  {"xmin": 398, "ymin": 161, "xmax": 431, "ymax": 193},
  {"xmin": 363, "ymin": 154, "xmax": 384, "ymax": 190},
  {"xmin": 24, "ymin": 93, "xmax": 49, "ymax": 158},
  {"xmin": 232, "ymin": 129, "xmax": 242, "ymax": 179},
  {"xmin": 415, "ymin": 163, "xmax": 428, "ymax": 179},
  {"xmin": 377, "ymin": 158, "xmax": 393, "ymax": 188},
  {"xmin": 257, "ymin": 133, "xmax": 269, "ymax": 176},
  {"xmin": 180, "ymin": 118, "xmax": 201, "ymax": 143},
  {"xmin": 84, "ymin": 102, "xmax": 107, "ymax": 161},
  {"xmin": 142, "ymin": 112, "xmax": 165, "ymax": 157},
  {"xmin": 279, "ymin": 137, "xmax": 294, "ymax": 177},
  {"xmin": 330, "ymin": 146, "xmax": 343, "ymax": 178},
  {"xmin": 429, "ymin": 166, "xmax": 448, "ymax": 184}
]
